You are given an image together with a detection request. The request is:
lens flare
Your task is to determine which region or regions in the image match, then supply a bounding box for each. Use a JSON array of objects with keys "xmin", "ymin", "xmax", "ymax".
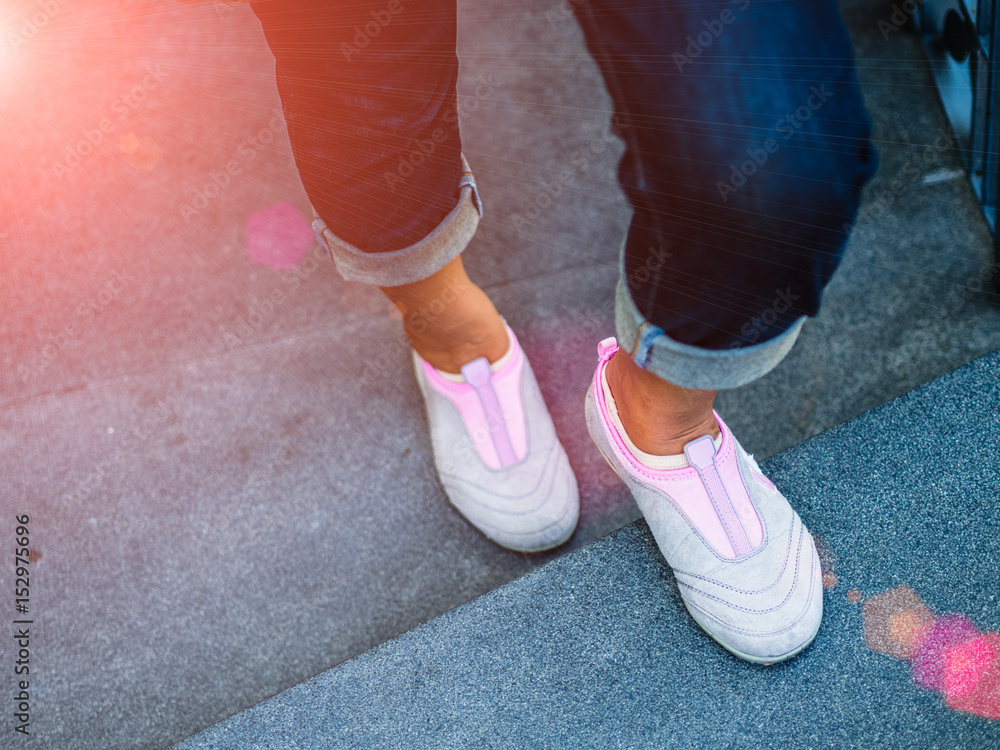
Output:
[
  {"xmin": 0, "ymin": 20, "xmax": 15, "ymax": 72},
  {"xmin": 863, "ymin": 585, "xmax": 935, "ymax": 661},
  {"xmin": 862, "ymin": 585, "xmax": 1000, "ymax": 721},
  {"xmin": 246, "ymin": 202, "xmax": 314, "ymax": 271},
  {"xmin": 912, "ymin": 613, "xmax": 980, "ymax": 692}
]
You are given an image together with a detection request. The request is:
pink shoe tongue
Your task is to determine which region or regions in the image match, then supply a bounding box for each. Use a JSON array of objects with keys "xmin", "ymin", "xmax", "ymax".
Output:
[
  {"xmin": 684, "ymin": 435, "xmax": 717, "ymax": 470},
  {"xmin": 461, "ymin": 358, "xmax": 517, "ymax": 468},
  {"xmin": 461, "ymin": 357, "xmax": 493, "ymax": 389},
  {"xmin": 684, "ymin": 435, "xmax": 752, "ymax": 557}
]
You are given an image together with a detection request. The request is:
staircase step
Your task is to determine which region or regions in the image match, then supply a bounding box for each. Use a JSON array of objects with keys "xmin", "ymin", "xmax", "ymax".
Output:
[{"xmin": 174, "ymin": 349, "xmax": 1000, "ymax": 749}]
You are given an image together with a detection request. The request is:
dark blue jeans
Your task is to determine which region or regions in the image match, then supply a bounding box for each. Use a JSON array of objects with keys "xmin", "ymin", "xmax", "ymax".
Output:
[{"xmin": 250, "ymin": 0, "xmax": 877, "ymax": 367}]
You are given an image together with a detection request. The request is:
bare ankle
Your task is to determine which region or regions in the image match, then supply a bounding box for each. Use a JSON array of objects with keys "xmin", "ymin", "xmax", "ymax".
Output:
[
  {"xmin": 404, "ymin": 309, "xmax": 508, "ymax": 373},
  {"xmin": 380, "ymin": 257, "xmax": 508, "ymax": 372},
  {"xmin": 605, "ymin": 350, "xmax": 719, "ymax": 455}
]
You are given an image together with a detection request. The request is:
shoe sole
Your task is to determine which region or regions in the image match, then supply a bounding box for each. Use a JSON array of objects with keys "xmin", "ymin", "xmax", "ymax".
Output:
[{"xmin": 681, "ymin": 598, "xmax": 819, "ymax": 665}]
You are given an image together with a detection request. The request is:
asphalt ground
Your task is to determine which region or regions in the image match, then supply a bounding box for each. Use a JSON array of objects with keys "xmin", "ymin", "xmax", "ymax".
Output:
[
  {"xmin": 176, "ymin": 348, "xmax": 1000, "ymax": 750},
  {"xmin": 0, "ymin": 0, "xmax": 998, "ymax": 747}
]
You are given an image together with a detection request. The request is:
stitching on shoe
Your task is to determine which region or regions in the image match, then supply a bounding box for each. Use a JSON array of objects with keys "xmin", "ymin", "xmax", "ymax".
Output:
[
  {"xmin": 676, "ymin": 522, "xmax": 805, "ymax": 614},
  {"xmin": 672, "ymin": 514, "xmax": 796, "ymax": 593},
  {"xmin": 463, "ymin": 470, "xmax": 577, "ymax": 538},
  {"xmin": 683, "ymin": 547, "xmax": 819, "ymax": 637},
  {"xmin": 442, "ymin": 439, "xmax": 560, "ymax": 506}
]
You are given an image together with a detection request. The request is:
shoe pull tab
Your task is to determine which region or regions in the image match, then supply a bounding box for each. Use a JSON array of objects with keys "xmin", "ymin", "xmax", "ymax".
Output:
[
  {"xmin": 597, "ymin": 337, "xmax": 618, "ymax": 361},
  {"xmin": 684, "ymin": 435, "xmax": 752, "ymax": 557},
  {"xmin": 461, "ymin": 357, "xmax": 518, "ymax": 468}
]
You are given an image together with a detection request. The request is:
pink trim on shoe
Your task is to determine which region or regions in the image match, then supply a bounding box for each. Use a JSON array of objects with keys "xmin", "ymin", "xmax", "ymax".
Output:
[
  {"xmin": 418, "ymin": 324, "xmax": 527, "ymax": 471},
  {"xmin": 462, "ymin": 358, "xmax": 517, "ymax": 467},
  {"xmin": 592, "ymin": 337, "xmax": 764, "ymax": 558},
  {"xmin": 488, "ymin": 325, "xmax": 528, "ymax": 462},
  {"xmin": 750, "ymin": 469, "xmax": 778, "ymax": 492}
]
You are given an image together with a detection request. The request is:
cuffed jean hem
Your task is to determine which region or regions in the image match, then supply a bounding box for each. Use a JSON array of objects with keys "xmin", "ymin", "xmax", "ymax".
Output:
[
  {"xmin": 615, "ymin": 277, "xmax": 806, "ymax": 391},
  {"xmin": 311, "ymin": 154, "xmax": 483, "ymax": 287}
]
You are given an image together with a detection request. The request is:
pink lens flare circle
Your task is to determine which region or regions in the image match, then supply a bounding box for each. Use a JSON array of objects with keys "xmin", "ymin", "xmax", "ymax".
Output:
[
  {"xmin": 861, "ymin": 585, "xmax": 1000, "ymax": 721},
  {"xmin": 246, "ymin": 202, "xmax": 313, "ymax": 271}
]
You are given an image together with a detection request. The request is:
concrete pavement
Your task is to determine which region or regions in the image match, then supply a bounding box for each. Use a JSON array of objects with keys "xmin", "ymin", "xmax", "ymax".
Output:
[{"xmin": 0, "ymin": 0, "xmax": 997, "ymax": 747}]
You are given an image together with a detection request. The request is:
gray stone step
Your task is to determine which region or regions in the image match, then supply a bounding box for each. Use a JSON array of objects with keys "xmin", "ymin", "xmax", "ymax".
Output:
[{"xmin": 173, "ymin": 349, "xmax": 1000, "ymax": 749}]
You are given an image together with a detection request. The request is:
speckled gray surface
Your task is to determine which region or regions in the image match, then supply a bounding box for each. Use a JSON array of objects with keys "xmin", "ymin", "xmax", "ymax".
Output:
[
  {"xmin": 1, "ymin": 0, "xmax": 1000, "ymax": 748},
  {"xmin": 175, "ymin": 350, "xmax": 1000, "ymax": 750}
]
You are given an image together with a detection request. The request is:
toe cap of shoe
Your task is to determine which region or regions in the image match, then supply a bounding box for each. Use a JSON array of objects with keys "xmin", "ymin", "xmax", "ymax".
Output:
[
  {"xmin": 676, "ymin": 525, "xmax": 824, "ymax": 663},
  {"xmin": 442, "ymin": 442, "xmax": 580, "ymax": 552}
]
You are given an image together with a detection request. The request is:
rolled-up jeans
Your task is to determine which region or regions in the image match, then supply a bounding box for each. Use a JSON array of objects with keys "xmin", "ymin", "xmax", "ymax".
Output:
[{"xmin": 249, "ymin": 0, "xmax": 878, "ymax": 390}]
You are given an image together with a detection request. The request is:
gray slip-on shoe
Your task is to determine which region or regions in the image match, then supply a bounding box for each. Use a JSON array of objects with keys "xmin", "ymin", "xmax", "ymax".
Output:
[
  {"xmin": 413, "ymin": 324, "xmax": 579, "ymax": 553},
  {"xmin": 585, "ymin": 337, "xmax": 823, "ymax": 663}
]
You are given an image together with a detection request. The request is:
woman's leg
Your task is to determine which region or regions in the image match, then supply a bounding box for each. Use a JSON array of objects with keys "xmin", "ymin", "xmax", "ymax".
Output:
[
  {"xmin": 250, "ymin": 0, "xmax": 508, "ymax": 372},
  {"xmin": 249, "ymin": 0, "xmax": 578, "ymax": 552},
  {"xmin": 574, "ymin": 0, "xmax": 877, "ymax": 448},
  {"xmin": 380, "ymin": 256, "xmax": 508, "ymax": 373},
  {"xmin": 250, "ymin": 0, "xmax": 465, "ymax": 254},
  {"xmin": 575, "ymin": 0, "xmax": 878, "ymax": 662}
]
